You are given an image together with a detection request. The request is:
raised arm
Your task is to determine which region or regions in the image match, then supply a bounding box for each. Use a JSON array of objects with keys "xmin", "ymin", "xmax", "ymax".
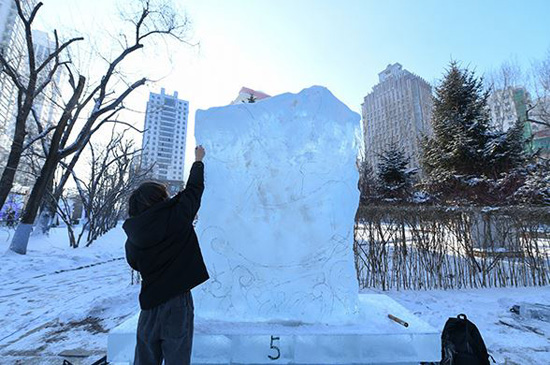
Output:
[{"xmin": 174, "ymin": 146, "xmax": 206, "ymax": 219}]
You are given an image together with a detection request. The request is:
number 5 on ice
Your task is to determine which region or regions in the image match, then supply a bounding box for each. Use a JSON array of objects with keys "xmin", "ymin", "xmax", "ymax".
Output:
[{"xmin": 268, "ymin": 335, "xmax": 281, "ymax": 360}]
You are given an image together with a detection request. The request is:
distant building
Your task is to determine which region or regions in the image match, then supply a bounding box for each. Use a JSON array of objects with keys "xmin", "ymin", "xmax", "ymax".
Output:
[
  {"xmin": 31, "ymin": 30, "xmax": 61, "ymax": 129},
  {"xmin": 231, "ymin": 87, "xmax": 270, "ymax": 104},
  {"xmin": 529, "ymin": 96, "xmax": 550, "ymax": 131},
  {"xmin": 8, "ymin": 30, "xmax": 63, "ymax": 190},
  {"xmin": 0, "ymin": 0, "xmax": 36, "ymax": 153},
  {"xmin": 532, "ymin": 129, "xmax": 550, "ymax": 159},
  {"xmin": 361, "ymin": 63, "xmax": 433, "ymax": 173},
  {"xmin": 141, "ymin": 88, "xmax": 189, "ymax": 195},
  {"xmin": 488, "ymin": 86, "xmax": 533, "ymax": 152},
  {"xmin": 529, "ymin": 97, "xmax": 550, "ymax": 158}
]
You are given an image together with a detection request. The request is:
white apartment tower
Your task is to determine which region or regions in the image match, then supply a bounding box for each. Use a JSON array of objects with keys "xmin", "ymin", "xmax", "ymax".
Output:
[
  {"xmin": 31, "ymin": 29, "xmax": 61, "ymax": 129},
  {"xmin": 141, "ymin": 88, "xmax": 189, "ymax": 194},
  {"xmin": 0, "ymin": 0, "xmax": 35, "ymax": 151},
  {"xmin": 362, "ymin": 63, "xmax": 433, "ymax": 172},
  {"xmin": 487, "ymin": 86, "xmax": 530, "ymax": 132}
]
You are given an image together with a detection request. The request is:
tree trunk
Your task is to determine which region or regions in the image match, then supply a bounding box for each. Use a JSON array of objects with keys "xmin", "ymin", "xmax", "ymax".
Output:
[
  {"xmin": 35, "ymin": 176, "xmax": 55, "ymax": 234},
  {"xmin": 9, "ymin": 77, "xmax": 85, "ymax": 254},
  {"xmin": 50, "ymin": 146, "xmax": 84, "ymax": 210},
  {"xmin": 0, "ymin": 114, "xmax": 28, "ymax": 210},
  {"xmin": 9, "ymin": 155, "xmax": 58, "ymax": 254}
]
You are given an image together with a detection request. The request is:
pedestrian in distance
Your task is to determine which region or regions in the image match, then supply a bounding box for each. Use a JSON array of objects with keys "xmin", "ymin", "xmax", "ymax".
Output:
[{"xmin": 6, "ymin": 209, "xmax": 16, "ymax": 228}]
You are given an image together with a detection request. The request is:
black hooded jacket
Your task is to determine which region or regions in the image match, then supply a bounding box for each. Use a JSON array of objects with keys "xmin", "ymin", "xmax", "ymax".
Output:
[{"xmin": 123, "ymin": 161, "xmax": 209, "ymax": 310}]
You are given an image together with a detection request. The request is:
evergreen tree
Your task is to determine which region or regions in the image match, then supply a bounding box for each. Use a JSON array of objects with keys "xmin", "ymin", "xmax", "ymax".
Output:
[
  {"xmin": 377, "ymin": 142, "xmax": 416, "ymax": 200},
  {"xmin": 421, "ymin": 62, "xmax": 534, "ymax": 204},
  {"xmin": 485, "ymin": 118, "xmax": 527, "ymax": 178},
  {"xmin": 357, "ymin": 158, "xmax": 376, "ymax": 203},
  {"xmin": 512, "ymin": 160, "xmax": 550, "ymax": 205},
  {"xmin": 247, "ymin": 93, "xmax": 256, "ymax": 103},
  {"xmin": 422, "ymin": 62, "xmax": 492, "ymax": 181}
]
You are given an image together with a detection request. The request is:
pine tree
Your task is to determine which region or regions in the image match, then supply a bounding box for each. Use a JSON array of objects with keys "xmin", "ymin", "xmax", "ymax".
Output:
[
  {"xmin": 512, "ymin": 160, "xmax": 550, "ymax": 205},
  {"xmin": 247, "ymin": 93, "xmax": 257, "ymax": 103},
  {"xmin": 421, "ymin": 62, "xmax": 534, "ymax": 204},
  {"xmin": 422, "ymin": 61, "xmax": 492, "ymax": 181},
  {"xmin": 357, "ymin": 158, "xmax": 376, "ymax": 203},
  {"xmin": 484, "ymin": 118, "xmax": 527, "ymax": 178},
  {"xmin": 377, "ymin": 142, "xmax": 416, "ymax": 200}
]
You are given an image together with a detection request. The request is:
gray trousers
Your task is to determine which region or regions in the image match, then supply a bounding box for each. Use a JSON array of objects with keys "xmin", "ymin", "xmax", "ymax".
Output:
[{"xmin": 134, "ymin": 291, "xmax": 194, "ymax": 365}]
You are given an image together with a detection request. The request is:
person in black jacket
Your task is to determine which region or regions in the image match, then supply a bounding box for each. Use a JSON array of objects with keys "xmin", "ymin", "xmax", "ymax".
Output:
[{"xmin": 123, "ymin": 145, "xmax": 209, "ymax": 365}]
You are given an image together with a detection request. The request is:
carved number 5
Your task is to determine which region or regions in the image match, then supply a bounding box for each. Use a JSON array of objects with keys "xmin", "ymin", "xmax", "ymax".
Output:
[{"xmin": 268, "ymin": 335, "xmax": 280, "ymax": 360}]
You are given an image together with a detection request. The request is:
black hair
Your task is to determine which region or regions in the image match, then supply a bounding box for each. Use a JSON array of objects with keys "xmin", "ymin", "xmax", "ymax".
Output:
[{"xmin": 128, "ymin": 181, "xmax": 168, "ymax": 217}]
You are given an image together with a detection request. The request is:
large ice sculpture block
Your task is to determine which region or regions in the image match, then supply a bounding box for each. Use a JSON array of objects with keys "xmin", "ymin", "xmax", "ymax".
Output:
[{"xmin": 194, "ymin": 86, "xmax": 361, "ymax": 323}]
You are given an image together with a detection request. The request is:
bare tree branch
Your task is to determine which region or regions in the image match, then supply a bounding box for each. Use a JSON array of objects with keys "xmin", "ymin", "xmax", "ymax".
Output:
[
  {"xmin": 35, "ymin": 32, "xmax": 84, "ymax": 75},
  {"xmin": 0, "ymin": 53, "xmax": 24, "ymax": 89},
  {"xmin": 22, "ymin": 124, "xmax": 56, "ymax": 152},
  {"xmin": 101, "ymin": 119, "xmax": 145, "ymax": 133}
]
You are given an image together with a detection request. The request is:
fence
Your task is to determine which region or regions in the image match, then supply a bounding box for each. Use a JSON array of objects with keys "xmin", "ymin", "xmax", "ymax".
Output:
[{"xmin": 354, "ymin": 205, "xmax": 550, "ymax": 290}]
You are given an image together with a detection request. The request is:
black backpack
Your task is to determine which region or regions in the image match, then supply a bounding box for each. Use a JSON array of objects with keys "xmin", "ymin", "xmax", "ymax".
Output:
[{"xmin": 441, "ymin": 314, "xmax": 492, "ymax": 365}]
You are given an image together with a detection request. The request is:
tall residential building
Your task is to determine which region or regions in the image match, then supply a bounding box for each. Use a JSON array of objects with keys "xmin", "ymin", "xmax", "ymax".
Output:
[
  {"xmin": 530, "ymin": 96, "xmax": 550, "ymax": 158},
  {"xmin": 488, "ymin": 87, "xmax": 533, "ymax": 153},
  {"xmin": 14, "ymin": 30, "xmax": 63, "ymax": 189},
  {"xmin": 530, "ymin": 96, "xmax": 550, "ymax": 132},
  {"xmin": 141, "ymin": 88, "xmax": 189, "ymax": 195},
  {"xmin": 0, "ymin": 0, "xmax": 35, "ymax": 152},
  {"xmin": 488, "ymin": 87, "xmax": 529, "ymax": 131},
  {"xmin": 31, "ymin": 29, "xmax": 61, "ymax": 129},
  {"xmin": 532, "ymin": 129, "xmax": 550, "ymax": 159},
  {"xmin": 361, "ymin": 63, "xmax": 433, "ymax": 172}
]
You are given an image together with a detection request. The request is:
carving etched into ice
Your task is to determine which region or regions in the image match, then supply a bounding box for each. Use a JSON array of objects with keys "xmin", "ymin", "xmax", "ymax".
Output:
[{"xmin": 194, "ymin": 86, "xmax": 361, "ymax": 324}]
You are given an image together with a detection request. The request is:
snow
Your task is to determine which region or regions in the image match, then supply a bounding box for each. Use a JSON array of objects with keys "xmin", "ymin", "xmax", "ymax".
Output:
[
  {"xmin": 194, "ymin": 86, "xmax": 361, "ymax": 324},
  {"xmin": 1, "ymin": 225, "xmax": 550, "ymax": 364},
  {"xmin": 381, "ymin": 286, "xmax": 550, "ymax": 364},
  {"xmin": 0, "ymin": 225, "xmax": 139, "ymax": 364}
]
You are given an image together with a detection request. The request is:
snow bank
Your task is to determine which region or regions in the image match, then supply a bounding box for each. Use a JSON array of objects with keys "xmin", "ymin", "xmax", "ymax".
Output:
[{"xmin": 194, "ymin": 86, "xmax": 361, "ymax": 323}]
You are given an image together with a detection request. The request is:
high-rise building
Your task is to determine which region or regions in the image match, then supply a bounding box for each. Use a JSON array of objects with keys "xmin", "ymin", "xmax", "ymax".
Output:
[
  {"xmin": 529, "ymin": 96, "xmax": 550, "ymax": 132},
  {"xmin": 141, "ymin": 88, "xmax": 189, "ymax": 195},
  {"xmin": 488, "ymin": 87, "xmax": 533, "ymax": 153},
  {"xmin": 0, "ymin": 0, "xmax": 36, "ymax": 152},
  {"xmin": 13, "ymin": 30, "xmax": 63, "ymax": 189},
  {"xmin": 361, "ymin": 63, "xmax": 433, "ymax": 172},
  {"xmin": 31, "ymin": 29, "xmax": 61, "ymax": 129},
  {"xmin": 530, "ymin": 96, "xmax": 550, "ymax": 158}
]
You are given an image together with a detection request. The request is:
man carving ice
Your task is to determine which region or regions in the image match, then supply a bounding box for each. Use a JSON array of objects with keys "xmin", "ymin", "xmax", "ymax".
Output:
[{"xmin": 123, "ymin": 145, "xmax": 209, "ymax": 365}]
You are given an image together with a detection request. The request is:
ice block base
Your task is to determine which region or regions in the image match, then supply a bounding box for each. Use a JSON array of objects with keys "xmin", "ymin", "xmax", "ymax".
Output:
[{"xmin": 107, "ymin": 294, "xmax": 439, "ymax": 364}]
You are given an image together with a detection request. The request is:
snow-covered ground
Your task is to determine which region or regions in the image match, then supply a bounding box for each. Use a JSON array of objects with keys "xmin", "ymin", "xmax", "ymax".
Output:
[
  {"xmin": 1, "ymin": 224, "xmax": 549, "ymax": 364},
  {"xmin": 0, "ymin": 225, "xmax": 139, "ymax": 364},
  {"xmin": 376, "ymin": 287, "xmax": 550, "ymax": 364}
]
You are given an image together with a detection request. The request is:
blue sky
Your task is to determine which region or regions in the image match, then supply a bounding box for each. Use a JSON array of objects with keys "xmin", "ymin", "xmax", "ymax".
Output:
[
  {"xmin": 184, "ymin": 0, "xmax": 550, "ymax": 107},
  {"xmin": 36, "ymin": 0, "xmax": 550, "ymax": 170}
]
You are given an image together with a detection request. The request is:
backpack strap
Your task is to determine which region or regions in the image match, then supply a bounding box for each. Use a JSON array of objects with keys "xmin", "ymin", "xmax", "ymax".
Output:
[{"xmin": 457, "ymin": 313, "xmax": 467, "ymax": 320}]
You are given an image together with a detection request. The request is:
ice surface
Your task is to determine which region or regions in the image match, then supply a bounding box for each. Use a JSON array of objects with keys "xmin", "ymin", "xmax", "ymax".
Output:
[
  {"xmin": 107, "ymin": 294, "xmax": 440, "ymax": 364},
  {"xmin": 514, "ymin": 302, "xmax": 550, "ymax": 322},
  {"xmin": 194, "ymin": 86, "xmax": 361, "ymax": 323}
]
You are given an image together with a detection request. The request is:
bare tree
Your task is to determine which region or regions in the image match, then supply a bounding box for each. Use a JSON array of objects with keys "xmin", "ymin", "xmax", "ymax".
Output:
[
  {"xmin": 54, "ymin": 190, "xmax": 81, "ymax": 248},
  {"xmin": 484, "ymin": 58, "xmax": 528, "ymax": 134},
  {"xmin": 0, "ymin": 0, "xmax": 83, "ymax": 213},
  {"xmin": 357, "ymin": 154, "xmax": 377, "ymax": 204},
  {"xmin": 527, "ymin": 49, "xmax": 550, "ymax": 130},
  {"xmin": 55, "ymin": 130, "xmax": 150, "ymax": 248},
  {"xmin": 485, "ymin": 58, "xmax": 523, "ymax": 91},
  {"xmin": 9, "ymin": 0, "xmax": 194, "ymax": 254},
  {"xmin": 42, "ymin": 0, "xmax": 191, "ymax": 232}
]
